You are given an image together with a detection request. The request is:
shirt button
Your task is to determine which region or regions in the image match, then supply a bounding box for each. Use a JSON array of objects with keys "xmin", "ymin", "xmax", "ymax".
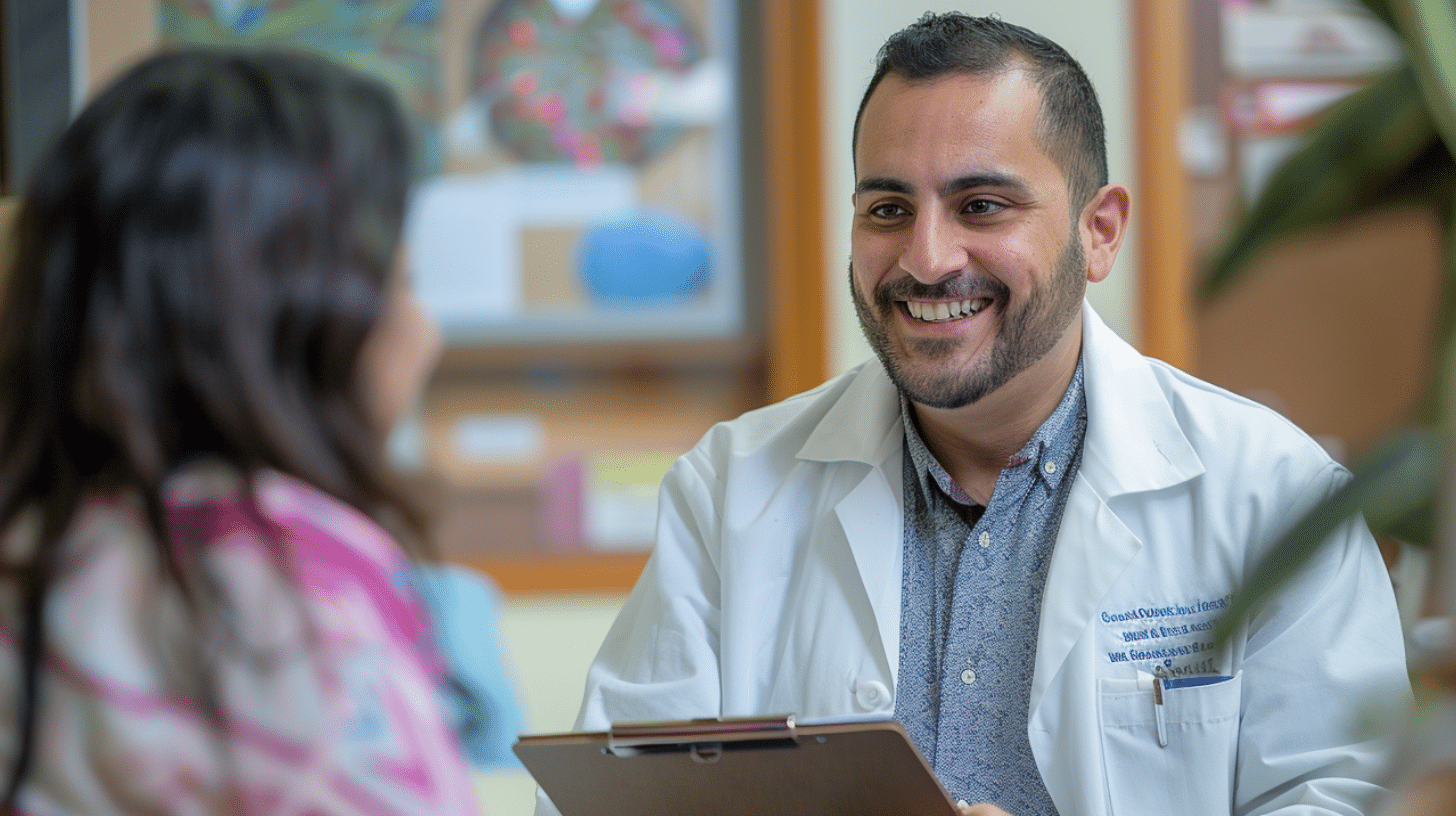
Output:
[
  {"xmin": 978, "ymin": 531, "xmax": 991, "ymax": 548},
  {"xmin": 961, "ymin": 669, "xmax": 976, "ymax": 685},
  {"xmin": 854, "ymin": 680, "xmax": 890, "ymax": 711},
  {"xmin": 1044, "ymin": 461, "xmax": 1058, "ymax": 474}
]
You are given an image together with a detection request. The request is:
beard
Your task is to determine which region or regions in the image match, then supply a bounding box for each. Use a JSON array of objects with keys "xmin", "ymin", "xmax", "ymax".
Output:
[{"xmin": 851, "ymin": 233, "xmax": 1086, "ymax": 410}]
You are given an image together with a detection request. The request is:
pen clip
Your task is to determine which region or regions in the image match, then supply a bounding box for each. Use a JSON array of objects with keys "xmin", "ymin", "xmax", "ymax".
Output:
[{"xmin": 1152, "ymin": 666, "xmax": 1169, "ymax": 747}]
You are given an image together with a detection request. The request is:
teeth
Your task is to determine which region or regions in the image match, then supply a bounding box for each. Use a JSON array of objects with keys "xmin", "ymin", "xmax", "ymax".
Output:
[{"xmin": 904, "ymin": 298, "xmax": 988, "ymax": 323}]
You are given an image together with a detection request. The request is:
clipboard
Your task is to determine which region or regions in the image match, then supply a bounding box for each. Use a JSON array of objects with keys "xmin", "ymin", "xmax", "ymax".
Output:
[{"xmin": 513, "ymin": 715, "xmax": 961, "ymax": 816}]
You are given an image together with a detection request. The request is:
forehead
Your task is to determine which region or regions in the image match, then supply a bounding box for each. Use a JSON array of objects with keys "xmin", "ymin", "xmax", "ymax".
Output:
[{"xmin": 854, "ymin": 70, "xmax": 1062, "ymax": 189}]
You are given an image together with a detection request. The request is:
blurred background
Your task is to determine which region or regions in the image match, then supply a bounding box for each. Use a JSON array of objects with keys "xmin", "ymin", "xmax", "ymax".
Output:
[{"xmin": 1, "ymin": 1, "xmax": 1436, "ymax": 813}]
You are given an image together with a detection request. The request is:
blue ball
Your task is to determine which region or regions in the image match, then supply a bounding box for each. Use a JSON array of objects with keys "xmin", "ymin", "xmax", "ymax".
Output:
[{"xmin": 577, "ymin": 211, "xmax": 713, "ymax": 304}]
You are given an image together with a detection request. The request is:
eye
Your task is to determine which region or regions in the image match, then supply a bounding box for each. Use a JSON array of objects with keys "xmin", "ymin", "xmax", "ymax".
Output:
[
  {"xmin": 963, "ymin": 198, "xmax": 1005, "ymax": 215},
  {"xmin": 868, "ymin": 202, "xmax": 910, "ymax": 219}
]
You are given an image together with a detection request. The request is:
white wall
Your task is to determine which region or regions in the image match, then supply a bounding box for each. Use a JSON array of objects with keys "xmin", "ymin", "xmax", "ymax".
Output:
[
  {"xmin": 821, "ymin": 1, "xmax": 1139, "ymax": 374},
  {"xmin": 476, "ymin": 593, "xmax": 628, "ymax": 815}
]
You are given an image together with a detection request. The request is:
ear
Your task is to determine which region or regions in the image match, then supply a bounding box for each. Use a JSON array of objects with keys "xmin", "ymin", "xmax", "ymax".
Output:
[{"xmin": 1078, "ymin": 183, "xmax": 1131, "ymax": 284}]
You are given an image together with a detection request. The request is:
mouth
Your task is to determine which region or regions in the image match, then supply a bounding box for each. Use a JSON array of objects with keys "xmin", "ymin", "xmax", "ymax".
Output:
[{"xmin": 901, "ymin": 297, "xmax": 994, "ymax": 324}]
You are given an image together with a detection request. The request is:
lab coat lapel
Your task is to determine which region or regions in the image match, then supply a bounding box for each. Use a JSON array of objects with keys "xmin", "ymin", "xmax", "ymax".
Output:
[
  {"xmin": 800, "ymin": 361, "xmax": 906, "ymax": 686},
  {"xmin": 834, "ymin": 458, "xmax": 904, "ymax": 686},
  {"xmin": 1029, "ymin": 304, "xmax": 1205, "ymax": 716},
  {"xmin": 1074, "ymin": 304, "xmax": 1205, "ymax": 498},
  {"xmin": 1031, "ymin": 477, "xmax": 1141, "ymax": 711}
]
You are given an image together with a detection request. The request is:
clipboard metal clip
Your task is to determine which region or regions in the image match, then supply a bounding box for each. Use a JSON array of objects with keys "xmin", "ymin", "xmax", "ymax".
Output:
[{"xmin": 606, "ymin": 715, "xmax": 800, "ymax": 759}]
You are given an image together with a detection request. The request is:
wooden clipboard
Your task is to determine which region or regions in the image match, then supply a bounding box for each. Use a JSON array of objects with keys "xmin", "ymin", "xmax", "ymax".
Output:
[{"xmin": 514, "ymin": 715, "xmax": 961, "ymax": 816}]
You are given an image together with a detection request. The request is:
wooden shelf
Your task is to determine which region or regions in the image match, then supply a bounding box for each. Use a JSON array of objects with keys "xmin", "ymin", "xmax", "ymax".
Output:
[
  {"xmin": 454, "ymin": 551, "xmax": 650, "ymax": 596},
  {"xmin": 422, "ymin": 370, "xmax": 757, "ymax": 568}
]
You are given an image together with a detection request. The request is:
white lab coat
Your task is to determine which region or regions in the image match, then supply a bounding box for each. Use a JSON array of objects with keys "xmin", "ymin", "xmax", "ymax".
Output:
[{"xmin": 541, "ymin": 304, "xmax": 1410, "ymax": 816}]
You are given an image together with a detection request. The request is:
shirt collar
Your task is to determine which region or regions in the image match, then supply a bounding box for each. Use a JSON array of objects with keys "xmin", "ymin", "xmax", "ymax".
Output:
[{"xmin": 901, "ymin": 357, "xmax": 1087, "ymax": 507}]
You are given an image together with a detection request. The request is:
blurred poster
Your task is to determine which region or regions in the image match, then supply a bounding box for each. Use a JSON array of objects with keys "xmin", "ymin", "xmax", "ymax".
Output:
[
  {"xmin": 160, "ymin": 0, "xmax": 745, "ymax": 345},
  {"xmin": 159, "ymin": 0, "xmax": 445, "ymax": 176}
]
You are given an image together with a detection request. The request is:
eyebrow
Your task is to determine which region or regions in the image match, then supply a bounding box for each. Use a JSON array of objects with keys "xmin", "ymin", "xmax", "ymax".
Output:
[{"xmin": 854, "ymin": 171, "xmax": 1033, "ymax": 199}]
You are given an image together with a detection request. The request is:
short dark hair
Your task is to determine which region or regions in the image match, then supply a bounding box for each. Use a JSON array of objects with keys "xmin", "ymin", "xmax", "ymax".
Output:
[
  {"xmin": 852, "ymin": 12, "xmax": 1108, "ymax": 210},
  {"xmin": 0, "ymin": 47, "xmax": 420, "ymax": 801}
]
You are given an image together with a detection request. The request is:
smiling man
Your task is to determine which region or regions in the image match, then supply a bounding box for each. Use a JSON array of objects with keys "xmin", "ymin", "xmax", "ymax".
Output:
[{"xmin": 539, "ymin": 13, "xmax": 1410, "ymax": 816}]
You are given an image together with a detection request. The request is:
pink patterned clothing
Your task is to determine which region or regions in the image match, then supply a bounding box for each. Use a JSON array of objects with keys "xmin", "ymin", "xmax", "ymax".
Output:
[{"xmin": 0, "ymin": 464, "xmax": 485, "ymax": 816}]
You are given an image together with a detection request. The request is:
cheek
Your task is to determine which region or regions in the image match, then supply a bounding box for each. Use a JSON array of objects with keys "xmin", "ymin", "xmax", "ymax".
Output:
[
  {"xmin": 977, "ymin": 237, "xmax": 1049, "ymax": 290},
  {"xmin": 850, "ymin": 233, "xmax": 896, "ymax": 287},
  {"xmin": 848, "ymin": 259, "xmax": 878, "ymax": 304},
  {"xmin": 359, "ymin": 289, "xmax": 441, "ymax": 432},
  {"xmin": 402, "ymin": 292, "xmax": 442, "ymax": 372}
]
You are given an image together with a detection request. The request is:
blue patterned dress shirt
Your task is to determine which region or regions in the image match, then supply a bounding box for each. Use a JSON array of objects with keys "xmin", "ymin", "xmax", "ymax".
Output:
[{"xmin": 895, "ymin": 359, "xmax": 1087, "ymax": 815}]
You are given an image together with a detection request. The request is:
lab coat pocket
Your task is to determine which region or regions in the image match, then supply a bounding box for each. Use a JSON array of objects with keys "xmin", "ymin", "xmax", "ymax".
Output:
[{"xmin": 1097, "ymin": 674, "xmax": 1241, "ymax": 816}]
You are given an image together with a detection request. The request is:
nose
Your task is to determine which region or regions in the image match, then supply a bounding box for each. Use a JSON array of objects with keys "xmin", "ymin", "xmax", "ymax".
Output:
[{"xmin": 900, "ymin": 210, "xmax": 968, "ymax": 284}]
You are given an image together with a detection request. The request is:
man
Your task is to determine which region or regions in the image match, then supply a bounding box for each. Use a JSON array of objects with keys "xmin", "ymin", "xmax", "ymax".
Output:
[{"xmin": 540, "ymin": 13, "xmax": 1410, "ymax": 816}]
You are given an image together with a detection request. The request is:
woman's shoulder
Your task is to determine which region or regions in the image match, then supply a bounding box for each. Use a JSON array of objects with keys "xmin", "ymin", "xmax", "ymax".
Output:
[
  {"xmin": 166, "ymin": 464, "xmax": 424, "ymax": 636},
  {"xmin": 251, "ymin": 467, "xmax": 407, "ymax": 569},
  {"xmin": 0, "ymin": 470, "xmax": 474, "ymax": 816},
  {"xmin": 161, "ymin": 462, "xmax": 409, "ymax": 576}
]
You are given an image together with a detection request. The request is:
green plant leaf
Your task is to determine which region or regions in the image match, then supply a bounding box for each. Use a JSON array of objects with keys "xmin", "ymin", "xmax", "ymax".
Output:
[
  {"xmin": 1358, "ymin": 431, "xmax": 1443, "ymax": 540},
  {"xmin": 1203, "ymin": 65, "xmax": 1444, "ymax": 297},
  {"xmin": 1357, "ymin": 0, "xmax": 1401, "ymax": 31},
  {"xmin": 1213, "ymin": 430, "xmax": 1441, "ymax": 642},
  {"xmin": 1384, "ymin": 496, "xmax": 1436, "ymax": 545},
  {"xmin": 1428, "ymin": 209, "xmax": 1456, "ymax": 429},
  {"xmin": 1394, "ymin": 0, "xmax": 1456, "ymax": 157},
  {"xmin": 1403, "ymin": 0, "xmax": 1456, "ymax": 430}
]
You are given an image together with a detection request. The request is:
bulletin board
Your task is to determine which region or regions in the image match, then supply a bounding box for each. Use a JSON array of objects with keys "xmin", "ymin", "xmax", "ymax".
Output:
[
  {"xmin": 75, "ymin": 0, "xmax": 828, "ymax": 593},
  {"xmin": 144, "ymin": 0, "xmax": 747, "ymax": 348}
]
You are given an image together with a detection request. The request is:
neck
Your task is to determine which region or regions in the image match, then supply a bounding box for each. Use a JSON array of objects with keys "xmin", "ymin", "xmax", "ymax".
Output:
[{"xmin": 909, "ymin": 321, "xmax": 1083, "ymax": 505}]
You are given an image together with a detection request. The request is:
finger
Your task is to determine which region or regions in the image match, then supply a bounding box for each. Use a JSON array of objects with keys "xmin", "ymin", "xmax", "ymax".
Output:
[{"xmin": 957, "ymin": 803, "xmax": 1015, "ymax": 816}]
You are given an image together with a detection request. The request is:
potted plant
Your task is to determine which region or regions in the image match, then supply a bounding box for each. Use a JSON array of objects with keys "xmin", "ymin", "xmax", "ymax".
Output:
[{"xmin": 1205, "ymin": 0, "xmax": 1456, "ymax": 811}]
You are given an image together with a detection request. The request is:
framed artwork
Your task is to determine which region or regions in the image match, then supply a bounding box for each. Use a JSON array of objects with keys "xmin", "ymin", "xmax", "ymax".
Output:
[
  {"xmin": 159, "ymin": 0, "xmax": 748, "ymax": 347},
  {"xmin": 51, "ymin": 0, "xmax": 826, "ymax": 588}
]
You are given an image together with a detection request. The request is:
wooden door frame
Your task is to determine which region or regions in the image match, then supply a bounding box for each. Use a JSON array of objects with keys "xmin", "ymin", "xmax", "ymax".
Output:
[
  {"xmin": 763, "ymin": 0, "xmax": 829, "ymax": 401},
  {"xmin": 1133, "ymin": 0, "xmax": 1196, "ymax": 370}
]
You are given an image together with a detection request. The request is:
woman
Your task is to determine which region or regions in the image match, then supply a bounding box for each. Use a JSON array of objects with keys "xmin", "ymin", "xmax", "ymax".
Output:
[{"xmin": 0, "ymin": 48, "xmax": 482, "ymax": 815}]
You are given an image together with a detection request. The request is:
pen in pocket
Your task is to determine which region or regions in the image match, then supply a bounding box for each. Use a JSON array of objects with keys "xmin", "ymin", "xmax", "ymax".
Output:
[
  {"xmin": 1148, "ymin": 668, "xmax": 1236, "ymax": 747},
  {"xmin": 1152, "ymin": 671, "xmax": 1167, "ymax": 747}
]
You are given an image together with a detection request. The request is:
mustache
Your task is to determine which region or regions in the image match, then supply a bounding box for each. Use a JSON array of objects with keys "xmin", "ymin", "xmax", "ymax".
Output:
[{"xmin": 873, "ymin": 274, "xmax": 1008, "ymax": 305}]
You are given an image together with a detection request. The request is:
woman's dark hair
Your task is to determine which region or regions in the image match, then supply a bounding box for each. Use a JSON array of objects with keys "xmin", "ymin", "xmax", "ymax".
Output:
[
  {"xmin": 851, "ymin": 12, "xmax": 1109, "ymax": 211},
  {"xmin": 0, "ymin": 47, "xmax": 422, "ymax": 803}
]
